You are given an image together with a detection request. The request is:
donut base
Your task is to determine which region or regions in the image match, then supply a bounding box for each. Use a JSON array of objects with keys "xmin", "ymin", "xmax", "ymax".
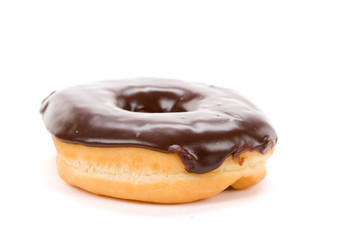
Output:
[{"xmin": 53, "ymin": 138, "xmax": 274, "ymax": 203}]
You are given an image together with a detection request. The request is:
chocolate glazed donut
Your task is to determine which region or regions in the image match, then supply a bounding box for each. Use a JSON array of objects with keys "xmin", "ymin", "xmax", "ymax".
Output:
[
  {"xmin": 41, "ymin": 78, "xmax": 277, "ymax": 203},
  {"xmin": 41, "ymin": 78, "xmax": 277, "ymax": 173}
]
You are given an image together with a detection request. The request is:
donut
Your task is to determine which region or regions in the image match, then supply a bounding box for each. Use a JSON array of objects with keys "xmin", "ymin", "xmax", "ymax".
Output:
[{"xmin": 40, "ymin": 78, "xmax": 277, "ymax": 203}]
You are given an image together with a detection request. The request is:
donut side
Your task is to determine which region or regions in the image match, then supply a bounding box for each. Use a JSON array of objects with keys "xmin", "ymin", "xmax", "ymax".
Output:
[{"xmin": 53, "ymin": 138, "xmax": 274, "ymax": 203}]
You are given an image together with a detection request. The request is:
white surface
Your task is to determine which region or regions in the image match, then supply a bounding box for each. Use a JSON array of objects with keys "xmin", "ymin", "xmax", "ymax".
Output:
[{"xmin": 1, "ymin": 0, "xmax": 359, "ymax": 239}]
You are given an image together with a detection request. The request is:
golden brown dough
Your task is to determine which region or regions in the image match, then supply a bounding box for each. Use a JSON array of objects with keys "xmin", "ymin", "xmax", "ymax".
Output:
[{"xmin": 54, "ymin": 138, "xmax": 274, "ymax": 203}]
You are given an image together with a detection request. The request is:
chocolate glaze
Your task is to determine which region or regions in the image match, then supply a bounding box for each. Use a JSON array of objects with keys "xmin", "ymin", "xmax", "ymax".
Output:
[{"xmin": 40, "ymin": 78, "xmax": 277, "ymax": 174}]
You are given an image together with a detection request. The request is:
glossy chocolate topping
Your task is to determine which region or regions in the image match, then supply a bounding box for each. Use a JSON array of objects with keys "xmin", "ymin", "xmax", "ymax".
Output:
[{"xmin": 40, "ymin": 78, "xmax": 277, "ymax": 173}]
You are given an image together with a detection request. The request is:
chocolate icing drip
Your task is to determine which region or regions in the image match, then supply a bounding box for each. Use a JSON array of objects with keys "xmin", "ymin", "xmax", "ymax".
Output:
[{"xmin": 40, "ymin": 78, "xmax": 277, "ymax": 174}]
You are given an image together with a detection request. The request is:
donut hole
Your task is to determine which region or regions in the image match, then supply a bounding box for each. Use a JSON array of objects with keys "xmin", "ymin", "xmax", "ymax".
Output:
[{"xmin": 116, "ymin": 87, "xmax": 201, "ymax": 113}]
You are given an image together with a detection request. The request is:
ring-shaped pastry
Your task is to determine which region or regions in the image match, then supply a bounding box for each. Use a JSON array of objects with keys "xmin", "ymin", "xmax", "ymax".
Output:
[{"xmin": 41, "ymin": 78, "xmax": 277, "ymax": 203}]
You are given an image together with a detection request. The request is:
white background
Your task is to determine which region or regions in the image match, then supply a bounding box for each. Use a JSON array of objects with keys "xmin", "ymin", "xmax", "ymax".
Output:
[{"xmin": 1, "ymin": 0, "xmax": 359, "ymax": 239}]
